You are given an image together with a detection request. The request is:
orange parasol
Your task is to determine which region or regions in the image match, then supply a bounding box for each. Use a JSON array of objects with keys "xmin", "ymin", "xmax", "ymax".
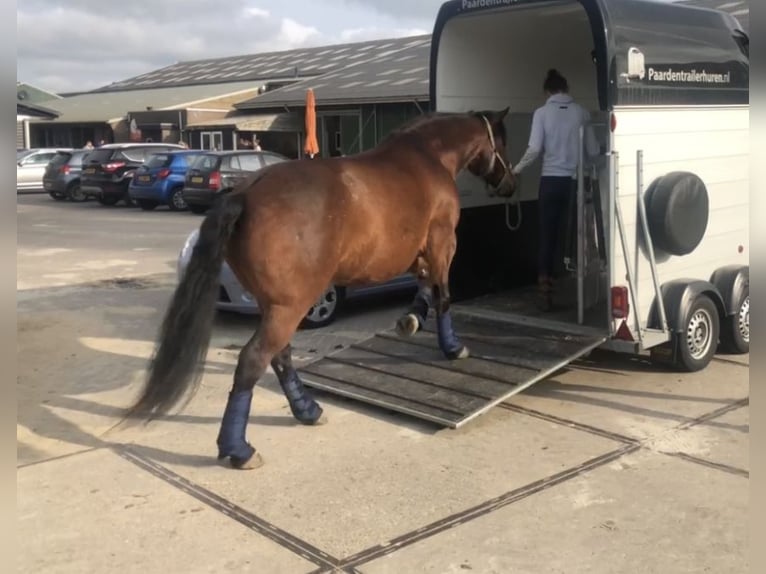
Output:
[{"xmin": 303, "ymin": 88, "xmax": 319, "ymax": 158}]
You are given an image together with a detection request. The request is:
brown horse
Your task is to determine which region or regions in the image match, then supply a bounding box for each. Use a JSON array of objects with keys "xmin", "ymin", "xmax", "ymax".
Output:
[{"xmin": 127, "ymin": 108, "xmax": 516, "ymax": 469}]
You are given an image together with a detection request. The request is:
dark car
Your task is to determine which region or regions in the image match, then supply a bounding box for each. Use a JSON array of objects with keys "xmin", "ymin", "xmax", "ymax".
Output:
[
  {"xmin": 182, "ymin": 150, "xmax": 288, "ymax": 214},
  {"xmin": 128, "ymin": 150, "xmax": 204, "ymax": 211},
  {"xmin": 42, "ymin": 149, "xmax": 92, "ymax": 202},
  {"xmin": 80, "ymin": 143, "xmax": 186, "ymax": 206}
]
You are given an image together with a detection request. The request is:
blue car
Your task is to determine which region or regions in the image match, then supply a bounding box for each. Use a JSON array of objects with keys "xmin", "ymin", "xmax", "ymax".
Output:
[{"xmin": 128, "ymin": 150, "xmax": 204, "ymax": 211}]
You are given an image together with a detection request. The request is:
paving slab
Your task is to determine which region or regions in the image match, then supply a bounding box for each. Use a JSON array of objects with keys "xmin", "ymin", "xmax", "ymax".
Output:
[
  {"xmin": 113, "ymin": 386, "xmax": 619, "ymax": 559},
  {"xmin": 17, "ymin": 449, "xmax": 316, "ymax": 574},
  {"xmin": 507, "ymin": 349, "xmax": 749, "ymax": 441},
  {"xmin": 647, "ymin": 405, "xmax": 749, "ymax": 474},
  {"xmin": 359, "ymin": 449, "xmax": 748, "ymax": 574}
]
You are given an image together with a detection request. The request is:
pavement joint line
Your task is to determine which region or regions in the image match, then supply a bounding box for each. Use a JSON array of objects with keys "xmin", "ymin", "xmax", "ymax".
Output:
[
  {"xmin": 675, "ymin": 397, "xmax": 749, "ymax": 431},
  {"xmin": 499, "ymin": 403, "xmax": 639, "ymax": 445},
  {"xmin": 661, "ymin": 451, "xmax": 749, "ymax": 478},
  {"xmin": 336, "ymin": 443, "xmax": 640, "ymax": 569},
  {"xmin": 711, "ymin": 356, "xmax": 750, "ymax": 368},
  {"xmin": 17, "ymin": 446, "xmax": 106, "ymax": 470},
  {"xmin": 114, "ymin": 445, "xmax": 341, "ymax": 570}
]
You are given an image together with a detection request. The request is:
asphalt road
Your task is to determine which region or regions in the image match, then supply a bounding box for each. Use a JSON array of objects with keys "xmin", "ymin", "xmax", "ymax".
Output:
[{"xmin": 17, "ymin": 193, "xmax": 749, "ymax": 574}]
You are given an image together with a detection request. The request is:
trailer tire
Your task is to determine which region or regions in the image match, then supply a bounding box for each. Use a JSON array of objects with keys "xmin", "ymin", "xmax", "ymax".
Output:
[
  {"xmin": 645, "ymin": 172, "xmax": 709, "ymax": 256},
  {"xmin": 719, "ymin": 288, "xmax": 749, "ymax": 354},
  {"xmin": 675, "ymin": 294, "xmax": 719, "ymax": 372}
]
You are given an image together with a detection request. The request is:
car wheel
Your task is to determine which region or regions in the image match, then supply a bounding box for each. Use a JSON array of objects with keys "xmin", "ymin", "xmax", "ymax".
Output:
[
  {"xmin": 675, "ymin": 294, "xmax": 720, "ymax": 372},
  {"xmin": 137, "ymin": 199, "xmax": 159, "ymax": 211},
  {"xmin": 48, "ymin": 191, "xmax": 65, "ymax": 201},
  {"xmin": 719, "ymin": 289, "xmax": 749, "ymax": 354},
  {"xmin": 301, "ymin": 285, "xmax": 344, "ymax": 329},
  {"xmin": 97, "ymin": 195, "xmax": 121, "ymax": 206},
  {"xmin": 168, "ymin": 188, "xmax": 187, "ymax": 211},
  {"xmin": 67, "ymin": 182, "xmax": 87, "ymax": 202}
]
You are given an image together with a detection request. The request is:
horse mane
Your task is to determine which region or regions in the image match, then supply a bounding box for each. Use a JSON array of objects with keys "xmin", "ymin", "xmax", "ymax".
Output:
[{"xmin": 378, "ymin": 110, "xmax": 505, "ymax": 149}]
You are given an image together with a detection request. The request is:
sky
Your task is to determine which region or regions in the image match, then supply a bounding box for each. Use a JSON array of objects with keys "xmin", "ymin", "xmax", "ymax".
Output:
[
  {"xmin": 17, "ymin": 0, "xmax": 445, "ymax": 94},
  {"xmin": 17, "ymin": 0, "xmax": 747, "ymax": 95}
]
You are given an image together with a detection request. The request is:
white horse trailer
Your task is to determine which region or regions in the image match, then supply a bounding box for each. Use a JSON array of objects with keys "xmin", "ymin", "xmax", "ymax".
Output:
[
  {"xmin": 431, "ymin": 0, "xmax": 749, "ymax": 372},
  {"xmin": 298, "ymin": 0, "xmax": 749, "ymax": 428}
]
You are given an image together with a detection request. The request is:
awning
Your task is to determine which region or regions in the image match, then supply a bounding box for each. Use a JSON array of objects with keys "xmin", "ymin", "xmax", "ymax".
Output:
[{"xmin": 185, "ymin": 112, "xmax": 302, "ymax": 132}]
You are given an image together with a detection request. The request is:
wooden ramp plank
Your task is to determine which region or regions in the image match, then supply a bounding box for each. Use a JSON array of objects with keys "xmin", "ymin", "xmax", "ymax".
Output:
[{"xmin": 298, "ymin": 311, "xmax": 607, "ymax": 428}]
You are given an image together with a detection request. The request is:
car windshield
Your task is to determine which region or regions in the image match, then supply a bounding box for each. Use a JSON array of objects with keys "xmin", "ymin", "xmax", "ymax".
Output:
[{"xmin": 145, "ymin": 154, "xmax": 172, "ymax": 169}]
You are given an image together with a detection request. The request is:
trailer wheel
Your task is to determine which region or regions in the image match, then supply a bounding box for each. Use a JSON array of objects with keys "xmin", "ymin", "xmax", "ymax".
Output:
[
  {"xmin": 675, "ymin": 294, "xmax": 719, "ymax": 372},
  {"xmin": 645, "ymin": 172, "xmax": 709, "ymax": 256},
  {"xmin": 719, "ymin": 288, "xmax": 749, "ymax": 354}
]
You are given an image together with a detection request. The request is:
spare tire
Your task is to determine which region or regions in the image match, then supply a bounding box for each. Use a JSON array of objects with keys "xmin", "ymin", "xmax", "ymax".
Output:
[{"xmin": 644, "ymin": 171, "xmax": 709, "ymax": 256}]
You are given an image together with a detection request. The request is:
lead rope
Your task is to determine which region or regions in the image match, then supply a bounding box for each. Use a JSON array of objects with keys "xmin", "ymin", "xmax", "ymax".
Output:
[
  {"xmin": 480, "ymin": 115, "xmax": 521, "ymax": 232},
  {"xmin": 505, "ymin": 193, "xmax": 522, "ymax": 231}
]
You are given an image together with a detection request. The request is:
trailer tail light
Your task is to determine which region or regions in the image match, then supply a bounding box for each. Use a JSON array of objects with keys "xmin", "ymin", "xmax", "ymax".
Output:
[
  {"xmin": 208, "ymin": 171, "xmax": 221, "ymax": 189},
  {"xmin": 611, "ymin": 286, "xmax": 629, "ymax": 319}
]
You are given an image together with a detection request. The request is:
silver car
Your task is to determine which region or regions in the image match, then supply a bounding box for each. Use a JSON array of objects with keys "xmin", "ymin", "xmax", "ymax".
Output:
[
  {"xmin": 177, "ymin": 228, "xmax": 418, "ymax": 328},
  {"xmin": 17, "ymin": 148, "xmax": 72, "ymax": 191}
]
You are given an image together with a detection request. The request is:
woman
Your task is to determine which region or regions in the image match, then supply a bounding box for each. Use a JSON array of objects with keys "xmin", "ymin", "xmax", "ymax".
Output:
[{"xmin": 513, "ymin": 69, "xmax": 599, "ymax": 310}]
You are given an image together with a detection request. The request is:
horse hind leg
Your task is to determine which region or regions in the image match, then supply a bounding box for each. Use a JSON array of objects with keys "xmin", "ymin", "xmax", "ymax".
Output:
[
  {"xmin": 396, "ymin": 256, "xmax": 432, "ymax": 337},
  {"xmin": 216, "ymin": 304, "xmax": 313, "ymax": 470},
  {"xmin": 271, "ymin": 343, "xmax": 326, "ymax": 426}
]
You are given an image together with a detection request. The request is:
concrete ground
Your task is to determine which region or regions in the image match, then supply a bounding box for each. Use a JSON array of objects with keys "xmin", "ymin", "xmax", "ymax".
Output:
[{"xmin": 17, "ymin": 195, "xmax": 749, "ymax": 573}]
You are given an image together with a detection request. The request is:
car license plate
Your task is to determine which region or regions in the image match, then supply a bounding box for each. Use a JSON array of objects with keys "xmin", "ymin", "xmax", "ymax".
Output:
[
  {"xmin": 138, "ymin": 175, "xmax": 151, "ymax": 182},
  {"xmin": 191, "ymin": 176, "xmax": 203, "ymax": 184},
  {"xmin": 84, "ymin": 168, "xmax": 95, "ymax": 174}
]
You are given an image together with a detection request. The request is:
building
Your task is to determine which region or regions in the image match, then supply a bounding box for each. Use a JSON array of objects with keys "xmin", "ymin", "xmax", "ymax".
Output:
[
  {"xmin": 186, "ymin": 35, "xmax": 432, "ymax": 158},
  {"xmin": 17, "ymin": 83, "xmax": 61, "ymax": 148},
  {"xmin": 25, "ymin": 36, "xmax": 431, "ymax": 153}
]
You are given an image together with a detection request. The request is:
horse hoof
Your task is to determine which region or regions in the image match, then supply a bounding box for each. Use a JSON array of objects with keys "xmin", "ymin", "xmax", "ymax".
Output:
[
  {"xmin": 299, "ymin": 411, "xmax": 328, "ymax": 426},
  {"xmin": 446, "ymin": 346, "xmax": 470, "ymax": 360},
  {"xmin": 228, "ymin": 451, "xmax": 264, "ymax": 471},
  {"xmin": 396, "ymin": 314, "xmax": 419, "ymax": 337}
]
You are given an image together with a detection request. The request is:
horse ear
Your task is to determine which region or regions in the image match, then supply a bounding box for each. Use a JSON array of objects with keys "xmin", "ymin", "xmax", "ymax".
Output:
[{"xmin": 494, "ymin": 107, "xmax": 510, "ymax": 123}]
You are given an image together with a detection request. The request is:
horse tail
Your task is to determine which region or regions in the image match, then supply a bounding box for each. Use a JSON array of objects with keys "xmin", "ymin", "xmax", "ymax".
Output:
[{"xmin": 127, "ymin": 193, "xmax": 247, "ymax": 420}]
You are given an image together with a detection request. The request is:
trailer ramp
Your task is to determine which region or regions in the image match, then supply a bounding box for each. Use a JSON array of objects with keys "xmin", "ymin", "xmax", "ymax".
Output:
[{"xmin": 298, "ymin": 307, "xmax": 607, "ymax": 428}]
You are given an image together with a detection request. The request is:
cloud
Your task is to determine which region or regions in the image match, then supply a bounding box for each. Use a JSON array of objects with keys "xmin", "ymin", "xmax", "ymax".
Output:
[
  {"xmin": 16, "ymin": 0, "xmax": 434, "ymax": 93},
  {"xmin": 338, "ymin": 0, "xmax": 444, "ymax": 20}
]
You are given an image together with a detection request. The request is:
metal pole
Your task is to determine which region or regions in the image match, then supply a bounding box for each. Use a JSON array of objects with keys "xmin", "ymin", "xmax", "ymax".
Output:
[
  {"xmin": 577, "ymin": 126, "xmax": 585, "ymax": 325},
  {"xmin": 636, "ymin": 150, "xmax": 669, "ymax": 333}
]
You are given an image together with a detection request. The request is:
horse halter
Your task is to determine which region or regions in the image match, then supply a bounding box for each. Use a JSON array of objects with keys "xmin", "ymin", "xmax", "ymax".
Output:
[{"xmin": 479, "ymin": 114, "xmax": 512, "ymax": 191}]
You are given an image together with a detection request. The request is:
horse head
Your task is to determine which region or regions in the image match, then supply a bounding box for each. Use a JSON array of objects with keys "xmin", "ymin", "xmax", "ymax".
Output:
[{"xmin": 466, "ymin": 108, "xmax": 517, "ymax": 198}]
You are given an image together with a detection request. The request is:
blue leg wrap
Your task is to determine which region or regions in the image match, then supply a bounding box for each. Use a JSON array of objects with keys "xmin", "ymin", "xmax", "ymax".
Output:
[
  {"xmin": 216, "ymin": 389, "xmax": 256, "ymax": 462},
  {"xmin": 437, "ymin": 311, "xmax": 465, "ymax": 358},
  {"xmin": 411, "ymin": 288, "xmax": 432, "ymax": 329},
  {"xmin": 280, "ymin": 369, "xmax": 323, "ymax": 425}
]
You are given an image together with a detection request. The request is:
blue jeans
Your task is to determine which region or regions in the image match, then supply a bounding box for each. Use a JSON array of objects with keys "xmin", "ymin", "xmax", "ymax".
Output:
[{"xmin": 538, "ymin": 176, "xmax": 575, "ymax": 279}]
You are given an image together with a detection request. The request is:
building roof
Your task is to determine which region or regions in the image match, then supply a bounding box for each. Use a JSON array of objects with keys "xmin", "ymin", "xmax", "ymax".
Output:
[
  {"xmin": 92, "ymin": 35, "xmax": 433, "ymax": 92},
  {"xmin": 17, "ymin": 101, "xmax": 59, "ymax": 119},
  {"xmin": 17, "ymin": 82, "xmax": 62, "ymax": 104},
  {"xmin": 236, "ymin": 35, "xmax": 431, "ymax": 110},
  {"xmin": 677, "ymin": 0, "xmax": 749, "ymax": 32},
  {"xmin": 30, "ymin": 82, "xmax": 260, "ymax": 124},
  {"xmin": 185, "ymin": 112, "xmax": 302, "ymax": 132}
]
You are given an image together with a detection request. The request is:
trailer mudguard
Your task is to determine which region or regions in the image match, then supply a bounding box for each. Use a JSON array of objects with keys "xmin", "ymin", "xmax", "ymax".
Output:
[
  {"xmin": 709, "ymin": 265, "xmax": 749, "ymax": 316},
  {"xmin": 647, "ymin": 279, "xmax": 726, "ymax": 334}
]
